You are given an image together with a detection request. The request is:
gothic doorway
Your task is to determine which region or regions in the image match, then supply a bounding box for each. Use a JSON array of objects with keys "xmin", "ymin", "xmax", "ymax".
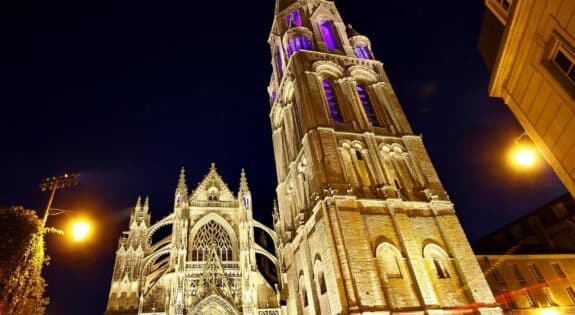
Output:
[{"xmin": 189, "ymin": 295, "xmax": 238, "ymax": 315}]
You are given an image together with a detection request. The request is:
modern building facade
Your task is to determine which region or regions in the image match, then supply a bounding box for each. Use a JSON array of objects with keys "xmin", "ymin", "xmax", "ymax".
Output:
[
  {"xmin": 478, "ymin": 0, "xmax": 575, "ymax": 196},
  {"xmin": 268, "ymin": 0, "xmax": 501, "ymax": 314},
  {"xmin": 477, "ymin": 254, "xmax": 575, "ymax": 314},
  {"xmin": 105, "ymin": 166, "xmax": 281, "ymax": 314}
]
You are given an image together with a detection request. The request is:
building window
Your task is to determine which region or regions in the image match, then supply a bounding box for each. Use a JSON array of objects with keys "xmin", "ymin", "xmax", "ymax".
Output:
[
  {"xmin": 433, "ymin": 258, "xmax": 450, "ymax": 279},
  {"xmin": 275, "ymin": 47, "xmax": 284, "ymax": 80},
  {"xmin": 424, "ymin": 244, "xmax": 451, "ymax": 279},
  {"xmin": 543, "ymin": 287, "xmax": 557, "ymax": 306},
  {"xmin": 287, "ymin": 10, "xmax": 302, "ymax": 27},
  {"xmin": 525, "ymin": 289, "xmax": 538, "ymax": 307},
  {"xmin": 299, "ymin": 276, "xmax": 309, "ymax": 307},
  {"xmin": 190, "ymin": 220, "xmax": 234, "ymax": 261},
  {"xmin": 493, "ymin": 267, "xmax": 504, "ymax": 283},
  {"xmin": 513, "ymin": 264, "xmax": 527, "ymax": 285},
  {"xmin": 322, "ymin": 79, "xmax": 343, "ymax": 123},
  {"xmin": 566, "ymin": 287, "xmax": 575, "ymax": 304},
  {"xmin": 376, "ymin": 243, "xmax": 403, "ymax": 279},
  {"xmin": 287, "ymin": 35, "xmax": 313, "ymax": 57},
  {"xmin": 553, "ymin": 47, "xmax": 575, "ymax": 85},
  {"xmin": 552, "ymin": 263, "xmax": 567, "ymax": 279},
  {"xmin": 356, "ymin": 84, "xmax": 379, "ymax": 127},
  {"xmin": 529, "ymin": 264, "xmax": 545, "ymax": 282},
  {"xmin": 319, "ymin": 21, "xmax": 339, "ymax": 49},
  {"xmin": 497, "ymin": 0, "xmax": 511, "ymax": 11},
  {"xmin": 354, "ymin": 46, "xmax": 371, "ymax": 59}
]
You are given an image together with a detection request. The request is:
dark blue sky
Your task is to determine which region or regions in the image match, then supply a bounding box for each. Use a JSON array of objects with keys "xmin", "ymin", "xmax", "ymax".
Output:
[{"xmin": 3, "ymin": 0, "xmax": 567, "ymax": 314}]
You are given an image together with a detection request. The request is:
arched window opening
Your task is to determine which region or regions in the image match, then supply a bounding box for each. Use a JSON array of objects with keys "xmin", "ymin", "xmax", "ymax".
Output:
[
  {"xmin": 356, "ymin": 84, "xmax": 379, "ymax": 127},
  {"xmin": 287, "ymin": 35, "xmax": 313, "ymax": 57},
  {"xmin": 376, "ymin": 243, "xmax": 403, "ymax": 279},
  {"xmin": 287, "ymin": 10, "xmax": 302, "ymax": 27},
  {"xmin": 424, "ymin": 244, "xmax": 451, "ymax": 280},
  {"xmin": 299, "ymin": 276, "xmax": 309, "ymax": 307},
  {"xmin": 322, "ymin": 79, "xmax": 343, "ymax": 123},
  {"xmin": 191, "ymin": 220, "xmax": 234, "ymax": 261},
  {"xmin": 319, "ymin": 21, "xmax": 339, "ymax": 49},
  {"xmin": 314, "ymin": 260, "xmax": 327, "ymax": 295},
  {"xmin": 355, "ymin": 46, "xmax": 372, "ymax": 59}
]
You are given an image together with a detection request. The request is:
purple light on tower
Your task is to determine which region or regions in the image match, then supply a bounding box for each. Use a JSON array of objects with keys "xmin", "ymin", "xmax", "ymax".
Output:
[
  {"xmin": 355, "ymin": 46, "xmax": 371, "ymax": 59},
  {"xmin": 293, "ymin": 10, "xmax": 302, "ymax": 26},
  {"xmin": 356, "ymin": 84, "xmax": 379, "ymax": 126},
  {"xmin": 322, "ymin": 79, "xmax": 343, "ymax": 123},
  {"xmin": 319, "ymin": 21, "xmax": 338, "ymax": 49}
]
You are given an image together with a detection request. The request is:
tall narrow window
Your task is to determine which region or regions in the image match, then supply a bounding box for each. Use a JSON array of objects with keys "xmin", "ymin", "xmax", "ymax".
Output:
[
  {"xmin": 566, "ymin": 287, "xmax": 575, "ymax": 304},
  {"xmin": 513, "ymin": 264, "xmax": 527, "ymax": 284},
  {"xmin": 525, "ymin": 289, "xmax": 537, "ymax": 307},
  {"xmin": 322, "ymin": 79, "xmax": 343, "ymax": 123},
  {"xmin": 287, "ymin": 10, "xmax": 302, "ymax": 27},
  {"xmin": 433, "ymin": 257, "xmax": 450, "ymax": 279},
  {"xmin": 356, "ymin": 84, "xmax": 379, "ymax": 127},
  {"xmin": 293, "ymin": 10, "xmax": 302, "ymax": 26},
  {"xmin": 552, "ymin": 263, "xmax": 566, "ymax": 279},
  {"xmin": 529, "ymin": 264, "xmax": 544, "ymax": 282},
  {"xmin": 319, "ymin": 21, "xmax": 338, "ymax": 49},
  {"xmin": 275, "ymin": 48, "xmax": 284, "ymax": 80},
  {"xmin": 355, "ymin": 46, "xmax": 371, "ymax": 59}
]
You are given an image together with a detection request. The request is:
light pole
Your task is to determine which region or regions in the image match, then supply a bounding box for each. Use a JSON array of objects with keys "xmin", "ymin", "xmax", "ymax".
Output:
[{"xmin": 39, "ymin": 173, "xmax": 79, "ymax": 228}]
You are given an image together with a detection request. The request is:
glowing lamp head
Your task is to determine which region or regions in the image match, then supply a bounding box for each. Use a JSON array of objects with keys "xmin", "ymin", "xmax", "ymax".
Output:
[
  {"xmin": 72, "ymin": 221, "xmax": 90, "ymax": 242},
  {"xmin": 514, "ymin": 147, "xmax": 536, "ymax": 167},
  {"xmin": 539, "ymin": 309, "xmax": 560, "ymax": 315}
]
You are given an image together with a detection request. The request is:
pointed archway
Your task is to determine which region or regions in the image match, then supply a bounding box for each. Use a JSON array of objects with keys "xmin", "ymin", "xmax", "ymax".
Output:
[{"xmin": 190, "ymin": 295, "xmax": 239, "ymax": 315}]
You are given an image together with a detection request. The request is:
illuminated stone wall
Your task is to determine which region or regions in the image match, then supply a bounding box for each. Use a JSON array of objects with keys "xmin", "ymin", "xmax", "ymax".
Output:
[
  {"xmin": 268, "ymin": 0, "xmax": 503, "ymax": 314},
  {"xmin": 105, "ymin": 167, "xmax": 280, "ymax": 315}
]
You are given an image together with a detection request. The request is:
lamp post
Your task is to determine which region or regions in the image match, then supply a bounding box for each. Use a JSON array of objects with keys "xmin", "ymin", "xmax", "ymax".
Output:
[{"xmin": 39, "ymin": 173, "xmax": 79, "ymax": 228}]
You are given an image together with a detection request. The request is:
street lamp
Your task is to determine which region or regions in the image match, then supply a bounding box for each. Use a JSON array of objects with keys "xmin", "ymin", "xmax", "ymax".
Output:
[
  {"xmin": 509, "ymin": 133, "xmax": 538, "ymax": 169},
  {"xmin": 39, "ymin": 173, "xmax": 79, "ymax": 228}
]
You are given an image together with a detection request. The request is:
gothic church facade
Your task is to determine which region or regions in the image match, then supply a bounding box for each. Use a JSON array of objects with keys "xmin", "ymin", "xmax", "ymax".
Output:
[{"xmin": 106, "ymin": 0, "xmax": 503, "ymax": 314}]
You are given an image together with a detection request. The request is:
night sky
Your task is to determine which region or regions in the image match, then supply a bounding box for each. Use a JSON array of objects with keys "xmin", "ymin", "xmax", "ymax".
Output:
[{"xmin": 3, "ymin": 0, "xmax": 567, "ymax": 314}]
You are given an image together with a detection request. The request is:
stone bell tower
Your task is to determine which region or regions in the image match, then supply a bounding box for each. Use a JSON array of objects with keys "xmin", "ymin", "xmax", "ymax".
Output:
[{"xmin": 268, "ymin": 0, "xmax": 502, "ymax": 314}]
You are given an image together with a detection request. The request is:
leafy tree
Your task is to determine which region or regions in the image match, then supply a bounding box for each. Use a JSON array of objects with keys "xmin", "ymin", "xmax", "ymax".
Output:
[{"xmin": 0, "ymin": 207, "xmax": 49, "ymax": 315}]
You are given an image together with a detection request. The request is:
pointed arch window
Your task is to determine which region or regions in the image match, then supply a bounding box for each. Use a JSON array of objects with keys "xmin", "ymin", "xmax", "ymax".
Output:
[
  {"xmin": 287, "ymin": 10, "xmax": 302, "ymax": 27},
  {"xmin": 356, "ymin": 84, "xmax": 379, "ymax": 127},
  {"xmin": 322, "ymin": 79, "xmax": 343, "ymax": 123},
  {"xmin": 376, "ymin": 243, "xmax": 403, "ymax": 279},
  {"xmin": 319, "ymin": 21, "xmax": 339, "ymax": 49},
  {"xmin": 190, "ymin": 220, "xmax": 234, "ymax": 261},
  {"xmin": 424, "ymin": 244, "xmax": 451, "ymax": 279}
]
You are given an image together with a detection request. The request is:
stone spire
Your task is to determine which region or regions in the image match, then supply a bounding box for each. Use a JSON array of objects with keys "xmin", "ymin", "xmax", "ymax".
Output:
[
  {"xmin": 143, "ymin": 196, "xmax": 150, "ymax": 212},
  {"xmin": 135, "ymin": 195, "xmax": 142, "ymax": 212},
  {"xmin": 239, "ymin": 168, "xmax": 250, "ymax": 193},
  {"xmin": 177, "ymin": 167, "xmax": 188, "ymax": 196}
]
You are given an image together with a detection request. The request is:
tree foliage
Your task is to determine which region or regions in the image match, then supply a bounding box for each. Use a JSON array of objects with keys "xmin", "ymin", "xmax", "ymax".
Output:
[{"xmin": 0, "ymin": 207, "xmax": 49, "ymax": 315}]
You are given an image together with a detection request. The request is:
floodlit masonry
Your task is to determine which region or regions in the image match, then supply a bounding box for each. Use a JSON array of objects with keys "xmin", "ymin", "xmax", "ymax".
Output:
[{"xmin": 105, "ymin": 0, "xmax": 507, "ymax": 314}]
